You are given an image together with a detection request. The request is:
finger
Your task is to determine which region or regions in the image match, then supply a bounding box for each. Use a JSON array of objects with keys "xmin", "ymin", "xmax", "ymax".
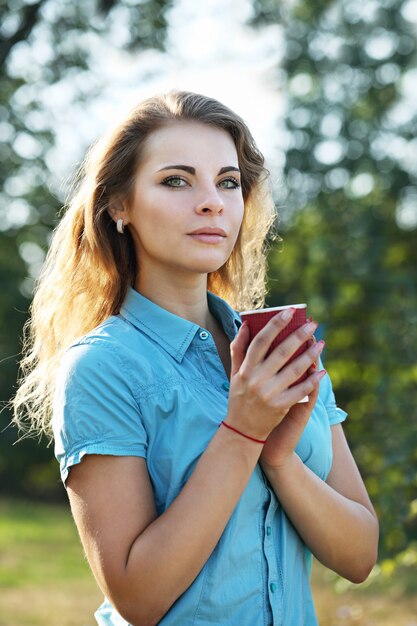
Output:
[
  {"xmin": 261, "ymin": 319, "xmax": 319, "ymax": 377},
  {"xmin": 307, "ymin": 336, "xmax": 318, "ymax": 368},
  {"xmin": 303, "ymin": 374, "xmax": 320, "ymax": 405},
  {"xmin": 278, "ymin": 339, "xmax": 325, "ymax": 388},
  {"xmin": 244, "ymin": 308, "xmax": 296, "ymax": 367},
  {"xmin": 272, "ymin": 368, "xmax": 327, "ymax": 408},
  {"xmin": 306, "ymin": 338, "xmax": 318, "ymax": 371},
  {"xmin": 230, "ymin": 322, "xmax": 251, "ymax": 376},
  {"xmin": 261, "ymin": 338, "xmax": 324, "ymax": 404}
]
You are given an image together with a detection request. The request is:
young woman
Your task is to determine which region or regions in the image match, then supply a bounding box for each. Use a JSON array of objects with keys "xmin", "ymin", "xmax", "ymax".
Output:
[{"xmin": 13, "ymin": 91, "xmax": 378, "ymax": 626}]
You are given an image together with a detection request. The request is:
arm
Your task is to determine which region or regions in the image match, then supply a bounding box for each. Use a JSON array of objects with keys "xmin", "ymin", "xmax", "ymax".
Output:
[
  {"xmin": 66, "ymin": 310, "xmax": 324, "ymax": 626},
  {"xmin": 260, "ymin": 424, "xmax": 379, "ymax": 583},
  {"xmin": 67, "ymin": 430, "xmax": 261, "ymax": 626}
]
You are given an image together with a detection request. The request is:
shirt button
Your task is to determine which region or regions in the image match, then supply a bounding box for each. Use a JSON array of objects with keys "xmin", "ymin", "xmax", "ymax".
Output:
[
  {"xmin": 222, "ymin": 381, "xmax": 230, "ymax": 391},
  {"xmin": 199, "ymin": 330, "xmax": 209, "ymax": 340},
  {"xmin": 266, "ymin": 525, "xmax": 272, "ymax": 536},
  {"xmin": 270, "ymin": 582, "xmax": 277, "ymax": 593}
]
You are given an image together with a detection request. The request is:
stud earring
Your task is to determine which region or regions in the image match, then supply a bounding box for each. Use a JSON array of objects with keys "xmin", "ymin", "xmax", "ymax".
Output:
[{"xmin": 116, "ymin": 218, "xmax": 124, "ymax": 234}]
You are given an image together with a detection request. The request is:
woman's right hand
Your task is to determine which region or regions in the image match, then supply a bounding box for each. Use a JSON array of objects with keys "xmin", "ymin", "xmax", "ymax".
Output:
[{"xmin": 226, "ymin": 309, "xmax": 325, "ymax": 441}]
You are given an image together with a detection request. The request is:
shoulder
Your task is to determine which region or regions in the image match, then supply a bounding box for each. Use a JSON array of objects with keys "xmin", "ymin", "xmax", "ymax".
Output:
[
  {"xmin": 69, "ymin": 314, "xmax": 136, "ymax": 353},
  {"xmin": 53, "ymin": 317, "xmax": 149, "ymax": 484},
  {"xmin": 54, "ymin": 316, "xmax": 146, "ymax": 416},
  {"xmin": 59, "ymin": 313, "xmax": 155, "ymax": 381},
  {"xmin": 56, "ymin": 319, "xmax": 123, "ymax": 385}
]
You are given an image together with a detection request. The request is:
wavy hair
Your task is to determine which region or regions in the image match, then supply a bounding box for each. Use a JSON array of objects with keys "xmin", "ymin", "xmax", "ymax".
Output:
[{"xmin": 12, "ymin": 90, "xmax": 277, "ymax": 438}]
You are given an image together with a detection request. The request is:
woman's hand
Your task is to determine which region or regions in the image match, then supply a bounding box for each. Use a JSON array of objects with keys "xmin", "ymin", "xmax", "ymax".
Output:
[
  {"xmin": 259, "ymin": 367, "xmax": 320, "ymax": 470},
  {"xmin": 226, "ymin": 310, "xmax": 326, "ymax": 443},
  {"xmin": 260, "ymin": 333, "xmax": 325, "ymax": 470}
]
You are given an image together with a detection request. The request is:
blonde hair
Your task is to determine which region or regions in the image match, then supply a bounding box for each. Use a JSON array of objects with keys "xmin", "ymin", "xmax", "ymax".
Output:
[{"xmin": 13, "ymin": 90, "xmax": 276, "ymax": 438}]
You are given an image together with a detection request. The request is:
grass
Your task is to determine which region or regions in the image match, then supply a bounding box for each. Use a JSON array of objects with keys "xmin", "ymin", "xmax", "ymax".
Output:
[
  {"xmin": 312, "ymin": 564, "xmax": 417, "ymax": 626},
  {"xmin": 0, "ymin": 499, "xmax": 102, "ymax": 626},
  {"xmin": 1, "ymin": 498, "xmax": 417, "ymax": 625}
]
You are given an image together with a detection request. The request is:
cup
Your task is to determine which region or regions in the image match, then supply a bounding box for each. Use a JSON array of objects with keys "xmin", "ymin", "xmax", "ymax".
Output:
[{"xmin": 240, "ymin": 304, "xmax": 309, "ymax": 394}]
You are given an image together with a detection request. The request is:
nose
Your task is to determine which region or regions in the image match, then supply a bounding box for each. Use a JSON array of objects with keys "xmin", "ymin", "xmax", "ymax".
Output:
[{"xmin": 195, "ymin": 185, "xmax": 224, "ymax": 215}]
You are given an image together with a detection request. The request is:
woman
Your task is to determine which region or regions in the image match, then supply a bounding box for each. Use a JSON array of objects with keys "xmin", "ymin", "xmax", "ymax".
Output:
[{"xmin": 13, "ymin": 90, "xmax": 378, "ymax": 626}]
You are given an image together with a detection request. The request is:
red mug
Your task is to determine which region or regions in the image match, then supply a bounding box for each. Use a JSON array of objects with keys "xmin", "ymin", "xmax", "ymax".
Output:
[{"xmin": 240, "ymin": 304, "xmax": 309, "ymax": 391}]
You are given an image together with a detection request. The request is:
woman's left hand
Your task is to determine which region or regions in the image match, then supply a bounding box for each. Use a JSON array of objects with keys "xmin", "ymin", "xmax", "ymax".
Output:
[{"xmin": 259, "ymin": 357, "xmax": 321, "ymax": 471}]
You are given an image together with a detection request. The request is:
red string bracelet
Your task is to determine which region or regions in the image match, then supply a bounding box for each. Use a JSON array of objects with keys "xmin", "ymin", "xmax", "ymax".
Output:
[{"xmin": 220, "ymin": 421, "xmax": 266, "ymax": 445}]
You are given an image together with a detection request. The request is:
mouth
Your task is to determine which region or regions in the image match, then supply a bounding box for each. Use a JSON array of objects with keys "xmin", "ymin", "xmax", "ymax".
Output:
[
  {"xmin": 188, "ymin": 227, "xmax": 227, "ymax": 236},
  {"xmin": 187, "ymin": 227, "xmax": 227, "ymax": 245}
]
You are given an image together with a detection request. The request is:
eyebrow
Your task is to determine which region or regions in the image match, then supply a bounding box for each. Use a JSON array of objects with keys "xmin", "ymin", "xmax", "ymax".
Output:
[{"xmin": 157, "ymin": 165, "xmax": 240, "ymax": 176}]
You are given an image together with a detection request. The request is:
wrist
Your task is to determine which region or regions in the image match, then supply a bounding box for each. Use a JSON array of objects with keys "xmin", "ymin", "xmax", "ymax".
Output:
[
  {"xmin": 261, "ymin": 451, "xmax": 301, "ymax": 479},
  {"xmin": 224, "ymin": 412, "xmax": 271, "ymax": 444},
  {"xmin": 220, "ymin": 421, "xmax": 266, "ymax": 445},
  {"xmin": 215, "ymin": 421, "xmax": 264, "ymax": 464}
]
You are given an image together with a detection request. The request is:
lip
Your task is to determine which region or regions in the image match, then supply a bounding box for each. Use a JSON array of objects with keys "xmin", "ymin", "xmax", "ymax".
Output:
[
  {"xmin": 187, "ymin": 227, "xmax": 227, "ymax": 236},
  {"xmin": 187, "ymin": 227, "xmax": 227, "ymax": 245}
]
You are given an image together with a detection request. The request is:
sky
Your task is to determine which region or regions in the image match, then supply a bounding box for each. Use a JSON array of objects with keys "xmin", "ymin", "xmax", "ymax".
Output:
[
  {"xmin": 45, "ymin": 0, "xmax": 285, "ymax": 198},
  {"xmin": 7, "ymin": 0, "xmax": 417, "ymax": 233},
  {"xmin": 5, "ymin": 0, "xmax": 285, "ymax": 287}
]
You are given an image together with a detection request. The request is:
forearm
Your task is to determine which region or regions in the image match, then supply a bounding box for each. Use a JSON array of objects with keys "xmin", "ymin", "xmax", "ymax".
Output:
[
  {"xmin": 79, "ymin": 314, "xmax": 326, "ymax": 625},
  {"xmin": 262, "ymin": 453, "xmax": 379, "ymax": 583},
  {"xmin": 119, "ymin": 427, "xmax": 261, "ymax": 625}
]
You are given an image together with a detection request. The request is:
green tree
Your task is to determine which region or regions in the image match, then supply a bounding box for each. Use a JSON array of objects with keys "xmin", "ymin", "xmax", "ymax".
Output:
[
  {"xmin": 0, "ymin": 0, "xmax": 172, "ymax": 499},
  {"xmin": 251, "ymin": 0, "xmax": 417, "ymax": 566}
]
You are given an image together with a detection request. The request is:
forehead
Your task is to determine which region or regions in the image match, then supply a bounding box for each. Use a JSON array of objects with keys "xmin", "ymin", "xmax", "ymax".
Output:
[{"xmin": 140, "ymin": 121, "xmax": 239, "ymax": 168}]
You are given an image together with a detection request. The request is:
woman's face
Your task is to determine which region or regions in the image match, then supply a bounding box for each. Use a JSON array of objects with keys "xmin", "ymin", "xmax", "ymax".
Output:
[{"xmin": 125, "ymin": 121, "xmax": 244, "ymax": 284}]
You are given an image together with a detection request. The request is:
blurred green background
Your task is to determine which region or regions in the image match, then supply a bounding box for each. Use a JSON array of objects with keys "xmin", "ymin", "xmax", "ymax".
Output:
[{"xmin": 1, "ymin": 0, "xmax": 417, "ymax": 623}]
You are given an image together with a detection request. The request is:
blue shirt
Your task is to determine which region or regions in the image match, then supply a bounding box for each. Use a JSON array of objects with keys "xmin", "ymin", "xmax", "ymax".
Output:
[{"xmin": 53, "ymin": 287, "xmax": 347, "ymax": 626}]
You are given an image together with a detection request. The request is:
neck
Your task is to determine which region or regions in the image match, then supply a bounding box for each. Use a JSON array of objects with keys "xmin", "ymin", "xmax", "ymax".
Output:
[{"xmin": 135, "ymin": 268, "xmax": 213, "ymax": 329}]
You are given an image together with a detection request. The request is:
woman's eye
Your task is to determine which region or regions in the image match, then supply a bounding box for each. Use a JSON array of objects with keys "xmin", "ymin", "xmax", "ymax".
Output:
[
  {"xmin": 219, "ymin": 177, "xmax": 240, "ymax": 189},
  {"xmin": 161, "ymin": 176, "xmax": 187, "ymax": 187}
]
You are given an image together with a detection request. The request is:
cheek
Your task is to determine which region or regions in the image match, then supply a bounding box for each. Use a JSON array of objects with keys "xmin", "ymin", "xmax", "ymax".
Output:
[
  {"xmin": 136, "ymin": 218, "xmax": 173, "ymax": 244},
  {"xmin": 132, "ymin": 206, "xmax": 185, "ymax": 254},
  {"xmin": 226, "ymin": 209, "xmax": 244, "ymax": 253},
  {"xmin": 130, "ymin": 194, "xmax": 173, "ymax": 232},
  {"xmin": 232, "ymin": 202, "xmax": 245, "ymax": 232}
]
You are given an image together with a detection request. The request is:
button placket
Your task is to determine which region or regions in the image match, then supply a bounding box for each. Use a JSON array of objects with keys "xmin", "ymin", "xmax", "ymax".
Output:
[
  {"xmin": 262, "ymin": 501, "xmax": 283, "ymax": 624},
  {"xmin": 264, "ymin": 508, "xmax": 273, "ymax": 544}
]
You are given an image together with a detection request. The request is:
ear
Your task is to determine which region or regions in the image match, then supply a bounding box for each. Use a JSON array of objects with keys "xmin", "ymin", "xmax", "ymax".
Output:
[{"xmin": 107, "ymin": 197, "xmax": 129, "ymax": 225}]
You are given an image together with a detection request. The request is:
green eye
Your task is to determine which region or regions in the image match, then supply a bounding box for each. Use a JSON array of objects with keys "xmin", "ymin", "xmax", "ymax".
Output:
[
  {"xmin": 219, "ymin": 177, "xmax": 240, "ymax": 189},
  {"xmin": 162, "ymin": 176, "xmax": 187, "ymax": 187}
]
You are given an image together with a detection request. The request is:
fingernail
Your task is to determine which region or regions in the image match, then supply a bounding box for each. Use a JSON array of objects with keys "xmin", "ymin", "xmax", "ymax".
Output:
[
  {"xmin": 281, "ymin": 307, "xmax": 295, "ymax": 321},
  {"xmin": 318, "ymin": 369, "xmax": 327, "ymax": 379},
  {"xmin": 311, "ymin": 362, "xmax": 317, "ymax": 369},
  {"xmin": 313, "ymin": 339, "xmax": 325, "ymax": 353},
  {"xmin": 303, "ymin": 320, "xmax": 318, "ymax": 334}
]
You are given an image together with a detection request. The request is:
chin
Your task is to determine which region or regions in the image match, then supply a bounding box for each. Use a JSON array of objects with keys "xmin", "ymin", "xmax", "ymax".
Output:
[
  {"xmin": 191, "ymin": 260, "xmax": 228, "ymax": 275},
  {"xmin": 184, "ymin": 254, "xmax": 229, "ymax": 275}
]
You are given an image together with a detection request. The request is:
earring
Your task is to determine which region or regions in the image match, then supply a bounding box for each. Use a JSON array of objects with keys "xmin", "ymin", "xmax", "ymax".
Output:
[{"xmin": 116, "ymin": 218, "xmax": 124, "ymax": 234}]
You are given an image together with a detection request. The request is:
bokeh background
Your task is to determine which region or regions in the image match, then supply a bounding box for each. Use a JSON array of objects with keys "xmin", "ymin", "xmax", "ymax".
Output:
[{"xmin": 1, "ymin": 0, "xmax": 417, "ymax": 624}]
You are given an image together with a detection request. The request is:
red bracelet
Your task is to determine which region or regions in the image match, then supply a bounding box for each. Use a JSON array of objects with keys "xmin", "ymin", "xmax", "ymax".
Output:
[{"xmin": 220, "ymin": 421, "xmax": 266, "ymax": 445}]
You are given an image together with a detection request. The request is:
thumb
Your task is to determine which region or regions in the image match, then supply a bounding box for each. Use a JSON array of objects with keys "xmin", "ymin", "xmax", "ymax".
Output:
[{"xmin": 230, "ymin": 322, "xmax": 251, "ymax": 376}]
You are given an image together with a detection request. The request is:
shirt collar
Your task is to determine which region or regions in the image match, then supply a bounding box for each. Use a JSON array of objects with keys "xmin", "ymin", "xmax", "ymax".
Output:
[{"xmin": 119, "ymin": 287, "xmax": 242, "ymax": 363}]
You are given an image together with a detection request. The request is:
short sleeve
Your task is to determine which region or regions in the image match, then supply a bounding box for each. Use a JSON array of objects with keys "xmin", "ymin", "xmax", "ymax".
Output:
[
  {"xmin": 318, "ymin": 356, "xmax": 348, "ymax": 426},
  {"xmin": 52, "ymin": 341, "xmax": 147, "ymax": 485}
]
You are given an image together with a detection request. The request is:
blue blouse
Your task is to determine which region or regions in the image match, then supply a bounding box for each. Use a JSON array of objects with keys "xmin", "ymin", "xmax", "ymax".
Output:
[{"xmin": 53, "ymin": 287, "xmax": 347, "ymax": 626}]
